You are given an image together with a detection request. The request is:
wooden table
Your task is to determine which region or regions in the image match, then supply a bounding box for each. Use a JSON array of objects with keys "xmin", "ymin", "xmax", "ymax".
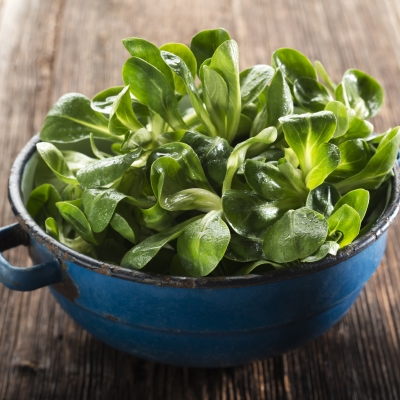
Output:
[{"xmin": 0, "ymin": 0, "xmax": 400, "ymax": 398}]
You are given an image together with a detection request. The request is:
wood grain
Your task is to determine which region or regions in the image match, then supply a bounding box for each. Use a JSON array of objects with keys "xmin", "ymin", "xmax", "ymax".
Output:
[{"xmin": 0, "ymin": 0, "xmax": 399, "ymax": 398}]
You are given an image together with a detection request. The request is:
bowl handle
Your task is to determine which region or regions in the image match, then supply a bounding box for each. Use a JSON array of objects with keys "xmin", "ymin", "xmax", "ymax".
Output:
[{"xmin": 0, "ymin": 223, "xmax": 63, "ymax": 291}]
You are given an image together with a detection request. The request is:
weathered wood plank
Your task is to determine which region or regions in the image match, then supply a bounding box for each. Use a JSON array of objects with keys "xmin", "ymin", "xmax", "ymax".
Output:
[{"xmin": 0, "ymin": 0, "xmax": 399, "ymax": 399}]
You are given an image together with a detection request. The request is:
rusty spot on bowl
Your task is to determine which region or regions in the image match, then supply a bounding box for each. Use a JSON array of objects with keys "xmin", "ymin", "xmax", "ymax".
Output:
[
  {"xmin": 98, "ymin": 264, "xmax": 111, "ymax": 276},
  {"xmin": 103, "ymin": 313, "xmax": 120, "ymax": 322},
  {"xmin": 43, "ymin": 236, "xmax": 59, "ymax": 254},
  {"xmin": 52, "ymin": 259, "xmax": 80, "ymax": 302}
]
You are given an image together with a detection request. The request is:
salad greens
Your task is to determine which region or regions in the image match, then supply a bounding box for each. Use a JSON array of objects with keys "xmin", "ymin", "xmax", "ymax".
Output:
[{"xmin": 28, "ymin": 28, "xmax": 399, "ymax": 277}]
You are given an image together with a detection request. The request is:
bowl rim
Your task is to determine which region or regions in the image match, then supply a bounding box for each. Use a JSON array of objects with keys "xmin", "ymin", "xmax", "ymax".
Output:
[{"xmin": 8, "ymin": 134, "xmax": 400, "ymax": 289}]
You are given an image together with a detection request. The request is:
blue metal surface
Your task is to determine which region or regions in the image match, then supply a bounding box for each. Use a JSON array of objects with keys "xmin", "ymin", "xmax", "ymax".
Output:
[
  {"xmin": 0, "ymin": 216, "xmax": 391, "ymax": 366},
  {"xmin": 1, "ymin": 134, "xmax": 398, "ymax": 367},
  {"xmin": 51, "ymin": 287, "xmax": 362, "ymax": 367},
  {"xmin": 28, "ymin": 231, "xmax": 389, "ymax": 367},
  {"xmin": 0, "ymin": 223, "xmax": 62, "ymax": 291}
]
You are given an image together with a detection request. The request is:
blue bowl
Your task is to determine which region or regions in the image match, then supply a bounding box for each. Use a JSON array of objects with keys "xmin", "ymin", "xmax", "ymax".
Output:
[{"xmin": 0, "ymin": 135, "xmax": 399, "ymax": 368}]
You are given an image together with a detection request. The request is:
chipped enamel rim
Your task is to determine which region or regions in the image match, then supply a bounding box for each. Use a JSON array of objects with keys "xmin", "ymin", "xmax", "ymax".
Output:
[{"xmin": 7, "ymin": 134, "xmax": 400, "ymax": 289}]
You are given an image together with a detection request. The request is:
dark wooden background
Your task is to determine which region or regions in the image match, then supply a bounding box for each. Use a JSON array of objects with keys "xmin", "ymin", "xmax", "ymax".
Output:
[{"xmin": 0, "ymin": 0, "xmax": 400, "ymax": 398}]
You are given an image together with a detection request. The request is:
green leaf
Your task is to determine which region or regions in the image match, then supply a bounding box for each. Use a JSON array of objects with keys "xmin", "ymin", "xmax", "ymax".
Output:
[
  {"xmin": 222, "ymin": 190, "xmax": 301, "ymax": 239},
  {"xmin": 177, "ymin": 211, "xmax": 230, "ymax": 276},
  {"xmin": 122, "ymin": 57, "xmax": 187, "ymax": 131},
  {"xmin": 108, "ymin": 85, "xmax": 143, "ymax": 136},
  {"xmin": 325, "ymin": 101, "xmax": 348, "ymax": 138},
  {"xmin": 34, "ymin": 156, "xmax": 68, "ymax": 194},
  {"xmin": 332, "ymin": 189, "xmax": 369, "ymax": 220},
  {"xmin": 335, "ymin": 82, "xmax": 349, "ymax": 107},
  {"xmin": 122, "ymin": 37, "xmax": 175, "ymax": 89},
  {"xmin": 135, "ymin": 202, "xmax": 175, "ymax": 232},
  {"xmin": 271, "ymin": 48, "xmax": 317, "ymax": 89},
  {"xmin": 90, "ymin": 133, "xmax": 109, "ymax": 159},
  {"xmin": 359, "ymin": 182, "xmax": 391, "ymax": 236},
  {"xmin": 45, "ymin": 217, "xmax": 60, "ymax": 240},
  {"xmin": 82, "ymin": 188, "xmax": 153, "ymax": 233},
  {"xmin": 223, "ymin": 127, "xmax": 277, "ymax": 193},
  {"xmin": 117, "ymin": 167, "xmax": 147, "ymax": 198},
  {"xmin": 151, "ymin": 157, "xmax": 221, "ymax": 212},
  {"xmin": 234, "ymin": 260, "xmax": 282, "ymax": 275},
  {"xmin": 328, "ymin": 204, "xmax": 361, "ymax": 247},
  {"xmin": 91, "ymin": 86, "xmax": 124, "ymax": 114},
  {"xmin": 224, "ymin": 233, "xmax": 264, "ymax": 262},
  {"xmin": 284, "ymin": 148, "xmax": 299, "ymax": 168},
  {"xmin": 199, "ymin": 58, "xmax": 211, "ymax": 82},
  {"xmin": 241, "ymin": 103, "xmax": 258, "ymax": 121},
  {"xmin": 164, "ymin": 189, "xmax": 221, "ymax": 212},
  {"xmin": 121, "ymin": 216, "xmax": 202, "ymax": 269},
  {"xmin": 315, "ymin": 61, "xmax": 336, "ymax": 93},
  {"xmin": 279, "ymin": 111, "xmax": 340, "ymax": 189},
  {"xmin": 61, "ymin": 150, "xmax": 95, "ymax": 173},
  {"xmin": 306, "ymin": 183, "xmax": 341, "ymax": 218},
  {"xmin": 159, "ymin": 43, "xmax": 197, "ymax": 95},
  {"xmin": 40, "ymin": 93, "xmax": 110, "ymax": 143},
  {"xmin": 209, "ymin": 40, "xmax": 241, "ymax": 143},
  {"xmin": 251, "ymin": 68, "xmax": 293, "ymax": 136},
  {"xmin": 244, "ymin": 159, "xmax": 307, "ymax": 201},
  {"xmin": 27, "ymin": 184, "xmax": 62, "ymax": 227},
  {"xmin": 301, "ymin": 241, "xmax": 339, "ymax": 262},
  {"xmin": 36, "ymin": 143, "xmax": 79, "ymax": 185},
  {"xmin": 276, "ymin": 158, "xmax": 307, "ymax": 193},
  {"xmin": 263, "ymin": 207, "xmax": 328, "ymax": 263},
  {"xmin": 280, "ymin": 111, "xmax": 337, "ymax": 169},
  {"xmin": 334, "ymin": 127, "xmax": 400, "ymax": 193},
  {"xmin": 294, "ymin": 77, "xmax": 332, "ymax": 112},
  {"xmin": 77, "ymin": 148, "xmax": 142, "ymax": 188},
  {"xmin": 56, "ymin": 200, "xmax": 98, "ymax": 244},
  {"xmin": 343, "ymin": 109, "xmax": 374, "ymax": 140},
  {"xmin": 367, "ymin": 131, "xmax": 387, "ymax": 145},
  {"xmin": 202, "ymin": 66, "xmax": 229, "ymax": 137},
  {"xmin": 342, "ymin": 69, "xmax": 384, "ymax": 119},
  {"xmin": 190, "ymin": 28, "xmax": 231, "ymax": 74},
  {"xmin": 158, "ymin": 129, "xmax": 188, "ymax": 144},
  {"xmin": 59, "ymin": 236, "xmax": 93, "ymax": 255},
  {"xmin": 110, "ymin": 204, "xmax": 140, "ymax": 244},
  {"xmin": 240, "ymin": 65, "xmax": 275, "ymax": 109},
  {"xmin": 61, "ymin": 184, "xmax": 83, "ymax": 201},
  {"xmin": 257, "ymin": 84, "xmax": 269, "ymax": 109},
  {"xmin": 148, "ymin": 142, "xmax": 214, "ymax": 191},
  {"xmin": 121, "ymin": 128, "xmax": 154, "ymax": 152},
  {"xmin": 305, "ymin": 143, "xmax": 341, "ymax": 190},
  {"xmin": 329, "ymin": 139, "xmax": 370, "ymax": 181},
  {"xmin": 130, "ymin": 99, "xmax": 151, "ymax": 123},
  {"xmin": 181, "ymin": 130, "xmax": 233, "ymax": 188},
  {"xmin": 160, "ymin": 51, "xmax": 217, "ymax": 136},
  {"xmin": 108, "ymin": 115, "xmax": 131, "ymax": 139}
]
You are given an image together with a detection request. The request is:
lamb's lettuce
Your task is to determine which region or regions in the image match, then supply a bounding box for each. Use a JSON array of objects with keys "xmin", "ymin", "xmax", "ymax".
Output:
[
  {"xmin": 280, "ymin": 111, "xmax": 340, "ymax": 189},
  {"xmin": 30, "ymin": 28, "xmax": 397, "ymax": 277}
]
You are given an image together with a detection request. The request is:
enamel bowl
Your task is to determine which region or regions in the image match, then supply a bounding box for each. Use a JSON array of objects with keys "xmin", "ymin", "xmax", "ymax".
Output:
[{"xmin": 0, "ymin": 134, "xmax": 399, "ymax": 368}]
